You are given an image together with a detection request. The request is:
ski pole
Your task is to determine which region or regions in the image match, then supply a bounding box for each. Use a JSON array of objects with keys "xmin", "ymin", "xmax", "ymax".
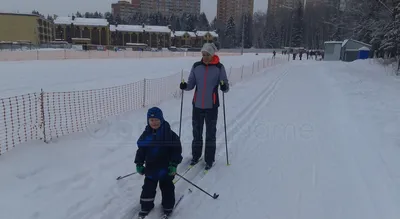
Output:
[
  {"xmin": 179, "ymin": 74, "xmax": 184, "ymax": 138},
  {"xmin": 221, "ymin": 81, "xmax": 229, "ymax": 166},
  {"xmin": 116, "ymin": 172, "xmax": 137, "ymax": 180},
  {"xmin": 175, "ymin": 173, "xmax": 219, "ymax": 199}
]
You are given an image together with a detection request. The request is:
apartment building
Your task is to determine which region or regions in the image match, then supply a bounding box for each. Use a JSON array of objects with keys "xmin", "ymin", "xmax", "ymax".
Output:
[
  {"xmin": 268, "ymin": 0, "xmax": 307, "ymax": 15},
  {"xmin": 217, "ymin": 0, "xmax": 254, "ymax": 24},
  {"xmin": 140, "ymin": 0, "xmax": 201, "ymax": 17},
  {"xmin": 112, "ymin": 0, "xmax": 140, "ymax": 21}
]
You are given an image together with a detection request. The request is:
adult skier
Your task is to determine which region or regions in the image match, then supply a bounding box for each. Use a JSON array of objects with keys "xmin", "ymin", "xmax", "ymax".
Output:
[
  {"xmin": 179, "ymin": 43, "xmax": 229, "ymax": 170},
  {"xmin": 134, "ymin": 107, "xmax": 183, "ymax": 219}
]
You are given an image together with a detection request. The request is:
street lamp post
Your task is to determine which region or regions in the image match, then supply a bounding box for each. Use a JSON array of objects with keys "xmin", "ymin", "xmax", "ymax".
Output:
[
  {"xmin": 241, "ymin": 0, "xmax": 245, "ymax": 55},
  {"xmin": 280, "ymin": 4, "xmax": 294, "ymax": 61}
]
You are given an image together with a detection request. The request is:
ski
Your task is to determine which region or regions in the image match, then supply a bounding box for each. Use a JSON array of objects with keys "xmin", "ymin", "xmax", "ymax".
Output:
[
  {"xmin": 201, "ymin": 162, "xmax": 216, "ymax": 177},
  {"xmin": 135, "ymin": 208, "xmax": 155, "ymax": 219},
  {"xmin": 173, "ymin": 157, "xmax": 203, "ymax": 184}
]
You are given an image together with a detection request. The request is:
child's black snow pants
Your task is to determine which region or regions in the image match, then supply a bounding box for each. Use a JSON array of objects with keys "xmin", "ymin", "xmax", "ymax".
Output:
[{"xmin": 140, "ymin": 176, "xmax": 175, "ymax": 214}]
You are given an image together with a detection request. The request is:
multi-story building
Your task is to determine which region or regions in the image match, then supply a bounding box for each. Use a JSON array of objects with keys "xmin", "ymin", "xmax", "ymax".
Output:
[
  {"xmin": 267, "ymin": 0, "xmax": 280, "ymax": 16},
  {"xmin": 217, "ymin": 0, "xmax": 254, "ymax": 24},
  {"xmin": 140, "ymin": 0, "xmax": 201, "ymax": 17},
  {"xmin": 131, "ymin": 0, "xmax": 140, "ymax": 8},
  {"xmin": 0, "ymin": 12, "xmax": 54, "ymax": 45},
  {"xmin": 112, "ymin": 0, "xmax": 141, "ymax": 22},
  {"xmin": 268, "ymin": 0, "xmax": 306, "ymax": 15}
]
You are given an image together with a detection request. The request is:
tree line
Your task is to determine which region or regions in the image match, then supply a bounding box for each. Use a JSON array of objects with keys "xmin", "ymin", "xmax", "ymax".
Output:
[{"xmin": 32, "ymin": 0, "xmax": 400, "ymax": 57}]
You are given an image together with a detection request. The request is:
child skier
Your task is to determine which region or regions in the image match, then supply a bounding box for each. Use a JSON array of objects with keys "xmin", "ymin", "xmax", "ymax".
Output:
[{"xmin": 135, "ymin": 107, "xmax": 183, "ymax": 219}]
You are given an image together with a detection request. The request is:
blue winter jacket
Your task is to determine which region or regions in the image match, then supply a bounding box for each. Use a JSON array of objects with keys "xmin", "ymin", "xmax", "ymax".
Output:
[{"xmin": 134, "ymin": 121, "xmax": 183, "ymax": 180}]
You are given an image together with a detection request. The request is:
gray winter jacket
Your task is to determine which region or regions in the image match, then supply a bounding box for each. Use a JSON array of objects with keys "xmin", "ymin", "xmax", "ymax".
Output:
[{"xmin": 184, "ymin": 56, "xmax": 229, "ymax": 109}]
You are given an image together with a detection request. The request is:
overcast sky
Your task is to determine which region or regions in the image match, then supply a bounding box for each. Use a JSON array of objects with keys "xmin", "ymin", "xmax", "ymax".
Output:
[{"xmin": 0, "ymin": 0, "xmax": 267, "ymax": 21}]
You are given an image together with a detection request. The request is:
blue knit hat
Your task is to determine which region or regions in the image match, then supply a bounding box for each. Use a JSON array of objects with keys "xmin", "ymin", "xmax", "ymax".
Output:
[{"xmin": 147, "ymin": 107, "xmax": 164, "ymax": 123}]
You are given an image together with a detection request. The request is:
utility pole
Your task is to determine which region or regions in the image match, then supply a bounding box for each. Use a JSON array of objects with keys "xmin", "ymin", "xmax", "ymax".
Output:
[
  {"xmin": 241, "ymin": 0, "xmax": 245, "ymax": 55},
  {"xmin": 280, "ymin": 4, "xmax": 294, "ymax": 61}
]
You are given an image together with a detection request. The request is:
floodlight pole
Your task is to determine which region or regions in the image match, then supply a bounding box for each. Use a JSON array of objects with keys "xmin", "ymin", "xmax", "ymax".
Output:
[{"xmin": 241, "ymin": 0, "xmax": 245, "ymax": 55}]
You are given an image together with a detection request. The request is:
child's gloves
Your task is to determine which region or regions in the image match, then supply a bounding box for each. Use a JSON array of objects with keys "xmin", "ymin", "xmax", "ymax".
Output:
[
  {"xmin": 136, "ymin": 164, "xmax": 145, "ymax": 175},
  {"xmin": 168, "ymin": 162, "xmax": 177, "ymax": 176}
]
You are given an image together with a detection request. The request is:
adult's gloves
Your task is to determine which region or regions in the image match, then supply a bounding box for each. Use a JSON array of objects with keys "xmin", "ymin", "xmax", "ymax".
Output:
[
  {"xmin": 180, "ymin": 82, "xmax": 187, "ymax": 90},
  {"xmin": 180, "ymin": 81, "xmax": 229, "ymax": 91},
  {"xmin": 220, "ymin": 81, "xmax": 228, "ymax": 92}
]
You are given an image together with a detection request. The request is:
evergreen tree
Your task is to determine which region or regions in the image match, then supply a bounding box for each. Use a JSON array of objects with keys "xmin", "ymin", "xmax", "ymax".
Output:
[
  {"xmin": 104, "ymin": 12, "xmax": 113, "ymax": 24},
  {"xmin": 175, "ymin": 18, "xmax": 182, "ymax": 31},
  {"xmin": 197, "ymin": 13, "xmax": 210, "ymax": 30},
  {"xmin": 224, "ymin": 16, "xmax": 236, "ymax": 48},
  {"xmin": 243, "ymin": 13, "xmax": 253, "ymax": 48},
  {"xmin": 291, "ymin": 1, "xmax": 304, "ymax": 47},
  {"xmin": 210, "ymin": 17, "xmax": 217, "ymax": 30},
  {"xmin": 76, "ymin": 11, "xmax": 83, "ymax": 17},
  {"xmin": 182, "ymin": 13, "xmax": 195, "ymax": 31}
]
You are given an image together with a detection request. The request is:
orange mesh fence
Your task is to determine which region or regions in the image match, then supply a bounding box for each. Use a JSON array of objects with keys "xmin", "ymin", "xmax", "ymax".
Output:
[
  {"xmin": 0, "ymin": 56, "xmax": 287, "ymax": 155},
  {"xmin": 42, "ymin": 81, "xmax": 145, "ymax": 141},
  {"xmin": 0, "ymin": 93, "xmax": 43, "ymax": 154}
]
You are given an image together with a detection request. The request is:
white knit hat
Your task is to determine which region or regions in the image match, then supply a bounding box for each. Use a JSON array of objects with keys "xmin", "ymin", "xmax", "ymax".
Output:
[{"xmin": 201, "ymin": 43, "xmax": 217, "ymax": 56}]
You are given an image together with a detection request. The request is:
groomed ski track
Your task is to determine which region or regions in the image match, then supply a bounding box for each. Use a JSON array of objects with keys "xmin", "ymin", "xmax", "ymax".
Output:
[
  {"xmin": 2, "ymin": 58, "xmax": 400, "ymax": 219},
  {"xmin": 119, "ymin": 59, "xmax": 290, "ymax": 219},
  {"xmin": 170, "ymin": 60, "xmax": 400, "ymax": 219},
  {"xmin": 139, "ymin": 59, "xmax": 290, "ymax": 219}
]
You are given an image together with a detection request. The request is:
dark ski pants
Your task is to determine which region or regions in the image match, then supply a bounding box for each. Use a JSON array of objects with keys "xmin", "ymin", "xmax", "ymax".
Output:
[
  {"xmin": 140, "ymin": 176, "xmax": 175, "ymax": 214},
  {"xmin": 191, "ymin": 107, "xmax": 218, "ymax": 165}
]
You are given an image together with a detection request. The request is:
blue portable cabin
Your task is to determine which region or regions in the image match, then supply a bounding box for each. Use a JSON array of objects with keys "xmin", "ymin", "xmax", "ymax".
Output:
[
  {"xmin": 358, "ymin": 46, "xmax": 370, "ymax": 59},
  {"xmin": 341, "ymin": 39, "xmax": 372, "ymax": 62}
]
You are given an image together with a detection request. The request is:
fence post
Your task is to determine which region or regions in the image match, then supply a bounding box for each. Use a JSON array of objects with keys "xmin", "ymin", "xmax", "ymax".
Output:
[
  {"xmin": 40, "ymin": 89, "xmax": 47, "ymax": 143},
  {"xmin": 36, "ymin": 50, "xmax": 39, "ymax": 60},
  {"xmin": 252, "ymin": 62, "xmax": 254, "ymax": 74},
  {"xmin": 229, "ymin": 66, "xmax": 232, "ymax": 79},
  {"xmin": 142, "ymin": 78, "xmax": 146, "ymax": 107},
  {"xmin": 241, "ymin": 65, "xmax": 244, "ymax": 80}
]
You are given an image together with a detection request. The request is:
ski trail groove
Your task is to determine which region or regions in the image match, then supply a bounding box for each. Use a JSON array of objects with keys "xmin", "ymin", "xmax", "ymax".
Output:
[
  {"xmin": 222, "ymin": 69, "xmax": 289, "ymax": 164},
  {"xmin": 170, "ymin": 69, "xmax": 289, "ymax": 217},
  {"xmin": 312, "ymin": 163, "xmax": 317, "ymax": 188},
  {"xmin": 129, "ymin": 66, "xmax": 289, "ymax": 219}
]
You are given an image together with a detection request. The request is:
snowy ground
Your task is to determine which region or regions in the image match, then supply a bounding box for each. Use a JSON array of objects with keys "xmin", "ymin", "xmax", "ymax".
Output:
[
  {"xmin": 1, "ymin": 58, "xmax": 400, "ymax": 219},
  {"xmin": 0, "ymin": 53, "xmax": 272, "ymax": 98}
]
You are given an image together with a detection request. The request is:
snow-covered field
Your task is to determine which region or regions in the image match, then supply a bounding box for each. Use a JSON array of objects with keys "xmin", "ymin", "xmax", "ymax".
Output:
[
  {"xmin": 0, "ymin": 53, "xmax": 272, "ymax": 98},
  {"xmin": 1, "ymin": 57, "xmax": 400, "ymax": 219}
]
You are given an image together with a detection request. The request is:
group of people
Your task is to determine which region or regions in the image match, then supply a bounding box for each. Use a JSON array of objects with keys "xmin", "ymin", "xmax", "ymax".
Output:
[{"xmin": 134, "ymin": 42, "xmax": 230, "ymax": 218}]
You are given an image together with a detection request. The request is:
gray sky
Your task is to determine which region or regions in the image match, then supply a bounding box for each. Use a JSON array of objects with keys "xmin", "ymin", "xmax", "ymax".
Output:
[{"xmin": 0, "ymin": 0, "xmax": 267, "ymax": 21}]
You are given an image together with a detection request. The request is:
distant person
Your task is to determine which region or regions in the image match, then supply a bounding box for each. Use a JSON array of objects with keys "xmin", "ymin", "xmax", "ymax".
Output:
[
  {"xmin": 134, "ymin": 107, "xmax": 183, "ymax": 219},
  {"xmin": 179, "ymin": 43, "xmax": 229, "ymax": 170}
]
